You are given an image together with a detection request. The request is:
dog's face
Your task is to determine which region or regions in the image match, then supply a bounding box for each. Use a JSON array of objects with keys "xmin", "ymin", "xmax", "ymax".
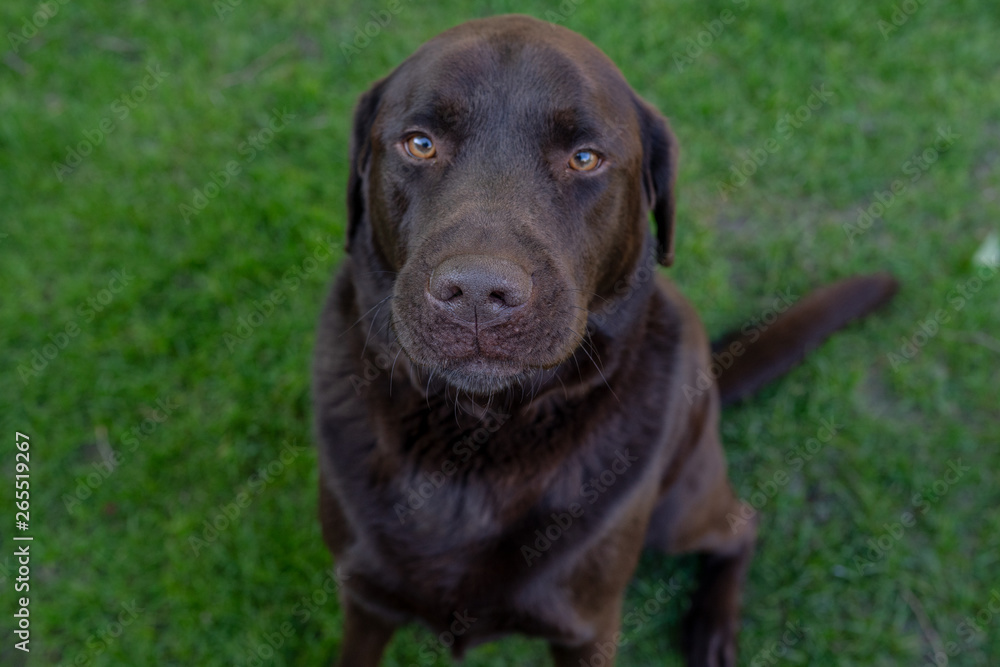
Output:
[{"xmin": 347, "ymin": 15, "xmax": 677, "ymax": 396}]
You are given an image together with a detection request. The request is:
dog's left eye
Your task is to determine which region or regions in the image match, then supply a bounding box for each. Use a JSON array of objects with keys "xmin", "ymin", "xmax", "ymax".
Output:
[
  {"xmin": 405, "ymin": 134, "xmax": 436, "ymax": 159},
  {"xmin": 569, "ymin": 149, "xmax": 601, "ymax": 172}
]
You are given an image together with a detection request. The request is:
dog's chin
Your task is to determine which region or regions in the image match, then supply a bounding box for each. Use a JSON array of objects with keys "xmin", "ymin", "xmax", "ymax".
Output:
[
  {"xmin": 442, "ymin": 360, "xmax": 532, "ymax": 396},
  {"xmin": 411, "ymin": 357, "xmax": 538, "ymax": 398}
]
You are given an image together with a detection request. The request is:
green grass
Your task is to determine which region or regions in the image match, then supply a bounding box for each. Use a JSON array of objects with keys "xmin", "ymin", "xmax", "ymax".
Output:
[{"xmin": 1, "ymin": 0, "xmax": 998, "ymax": 665}]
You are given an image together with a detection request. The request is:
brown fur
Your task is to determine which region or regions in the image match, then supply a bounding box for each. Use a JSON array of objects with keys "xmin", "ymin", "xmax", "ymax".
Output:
[{"xmin": 312, "ymin": 15, "xmax": 897, "ymax": 666}]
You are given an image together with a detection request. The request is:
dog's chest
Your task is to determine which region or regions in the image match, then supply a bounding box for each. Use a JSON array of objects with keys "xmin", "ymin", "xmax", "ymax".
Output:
[
  {"xmin": 350, "ymin": 475, "xmax": 614, "ymax": 650},
  {"xmin": 342, "ymin": 407, "xmax": 657, "ymax": 639}
]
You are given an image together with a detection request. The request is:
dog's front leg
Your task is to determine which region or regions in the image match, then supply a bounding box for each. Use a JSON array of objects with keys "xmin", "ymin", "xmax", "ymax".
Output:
[
  {"xmin": 549, "ymin": 606, "xmax": 624, "ymax": 667},
  {"xmin": 645, "ymin": 409, "xmax": 758, "ymax": 667},
  {"xmin": 334, "ymin": 597, "xmax": 397, "ymax": 667}
]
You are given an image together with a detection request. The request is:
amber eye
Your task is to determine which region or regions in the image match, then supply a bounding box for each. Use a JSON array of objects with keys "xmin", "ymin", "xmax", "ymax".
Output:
[
  {"xmin": 405, "ymin": 134, "xmax": 436, "ymax": 159},
  {"xmin": 569, "ymin": 149, "xmax": 601, "ymax": 172}
]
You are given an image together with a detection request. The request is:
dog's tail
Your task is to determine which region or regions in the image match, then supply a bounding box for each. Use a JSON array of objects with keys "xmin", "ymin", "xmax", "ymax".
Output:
[{"xmin": 713, "ymin": 273, "xmax": 899, "ymax": 407}]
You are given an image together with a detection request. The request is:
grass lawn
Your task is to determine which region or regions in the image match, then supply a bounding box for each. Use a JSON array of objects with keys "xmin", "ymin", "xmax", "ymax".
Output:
[{"xmin": 2, "ymin": 0, "xmax": 998, "ymax": 665}]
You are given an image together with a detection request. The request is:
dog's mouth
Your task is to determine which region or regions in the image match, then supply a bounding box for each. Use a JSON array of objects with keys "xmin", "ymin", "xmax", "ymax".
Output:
[
  {"xmin": 441, "ymin": 360, "xmax": 532, "ymax": 395},
  {"xmin": 388, "ymin": 250, "xmax": 590, "ymax": 397},
  {"xmin": 405, "ymin": 352, "xmax": 541, "ymax": 397},
  {"xmin": 390, "ymin": 307, "xmax": 588, "ymax": 397}
]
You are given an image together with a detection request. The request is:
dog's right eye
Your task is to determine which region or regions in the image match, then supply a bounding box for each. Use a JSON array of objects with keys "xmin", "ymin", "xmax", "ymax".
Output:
[
  {"xmin": 404, "ymin": 134, "xmax": 436, "ymax": 159},
  {"xmin": 569, "ymin": 149, "xmax": 602, "ymax": 172}
]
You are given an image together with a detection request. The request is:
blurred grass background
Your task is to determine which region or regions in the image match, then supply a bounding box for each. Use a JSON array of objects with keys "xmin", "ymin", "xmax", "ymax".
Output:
[{"xmin": 1, "ymin": 0, "xmax": 998, "ymax": 665}]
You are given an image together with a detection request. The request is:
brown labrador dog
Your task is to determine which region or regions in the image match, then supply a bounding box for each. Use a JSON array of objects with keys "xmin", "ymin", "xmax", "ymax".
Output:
[{"xmin": 312, "ymin": 15, "xmax": 897, "ymax": 666}]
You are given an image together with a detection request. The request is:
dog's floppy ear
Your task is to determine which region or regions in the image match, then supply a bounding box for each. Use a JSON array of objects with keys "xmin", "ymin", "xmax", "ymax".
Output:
[
  {"xmin": 345, "ymin": 79, "xmax": 387, "ymax": 253},
  {"xmin": 634, "ymin": 96, "xmax": 679, "ymax": 266}
]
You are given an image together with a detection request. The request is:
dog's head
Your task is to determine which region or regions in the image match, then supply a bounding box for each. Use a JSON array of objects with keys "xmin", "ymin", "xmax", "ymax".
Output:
[{"xmin": 345, "ymin": 15, "xmax": 677, "ymax": 396}]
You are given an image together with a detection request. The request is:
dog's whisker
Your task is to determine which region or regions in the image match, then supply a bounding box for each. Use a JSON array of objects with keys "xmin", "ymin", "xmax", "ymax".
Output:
[
  {"xmin": 341, "ymin": 294, "xmax": 393, "ymax": 338},
  {"xmin": 563, "ymin": 327, "xmax": 619, "ymax": 403},
  {"xmin": 371, "ymin": 311, "xmax": 396, "ymax": 345},
  {"xmin": 563, "ymin": 326, "xmax": 605, "ymax": 370},
  {"xmin": 388, "ymin": 345, "xmax": 405, "ymax": 394},
  {"xmin": 563, "ymin": 287, "xmax": 609, "ymax": 304},
  {"xmin": 570, "ymin": 346, "xmax": 584, "ymax": 382},
  {"xmin": 554, "ymin": 372, "xmax": 569, "ymax": 401},
  {"xmin": 425, "ymin": 368, "xmax": 436, "ymax": 409},
  {"xmin": 453, "ymin": 387, "xmax": 463, "ymax": 427},
  {"xmin": 360, "ymin": 299, "xmax": 391, "ymax": 359}
]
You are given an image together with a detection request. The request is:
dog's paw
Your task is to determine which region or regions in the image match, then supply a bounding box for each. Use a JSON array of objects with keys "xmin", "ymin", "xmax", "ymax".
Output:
[{"xmin": 682, "ymin": 602, "xmax": 738, "ymax": 667}]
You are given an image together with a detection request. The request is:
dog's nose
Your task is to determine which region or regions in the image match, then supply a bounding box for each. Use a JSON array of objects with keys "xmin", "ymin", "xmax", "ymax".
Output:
[{"xmin": 428, "ymin": 254, "xmax": 532, "ymax": 324}]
